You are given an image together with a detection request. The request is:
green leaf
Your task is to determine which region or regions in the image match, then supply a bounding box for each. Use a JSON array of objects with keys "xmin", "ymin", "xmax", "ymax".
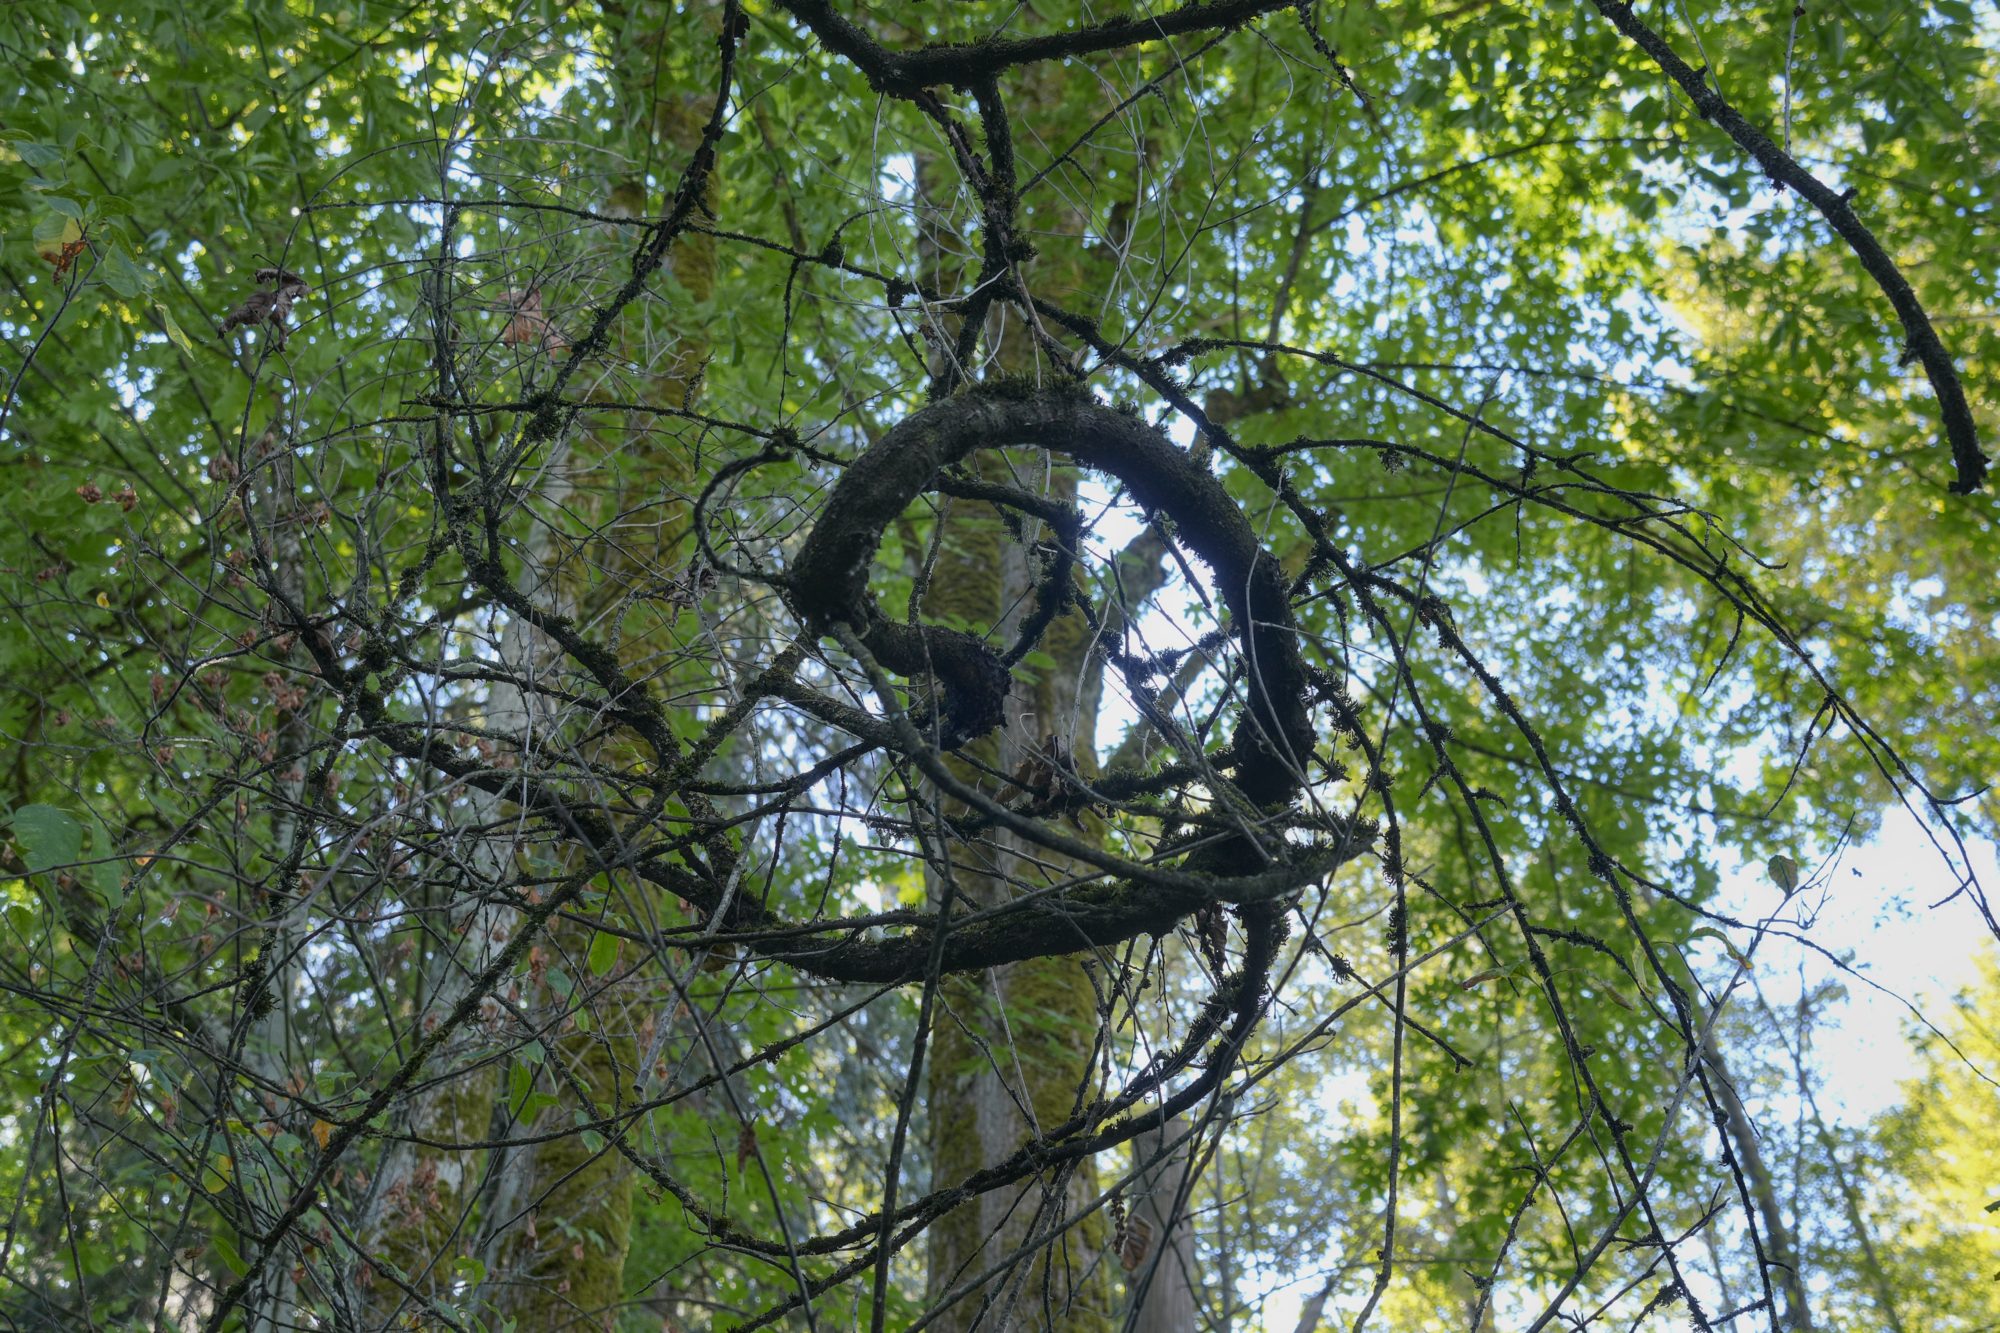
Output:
[
  {"xmin": 4, "ymin": 903, "xmax": 37, "ymax": 939},
  {"xmin": 102, "ymin": 246, "xmax": 151, "ymax": 299},
  {"xmin": 210, "ymin": 1231, "xmax": 248, "ymax": 1276},
  {"xmin": 1765, "ymin": 853, "xmax": 1799, "ymax": 893},
  {"xmin": 157, "ymin": 303, "xmax": 197, "ymax": 354},
  {"xmin": 1629, "ymin": 945, "xmax": 1654, "ymax": 999},
  {"xmin": 32, "ymin": 211, "xmax": 82, "ymax": 254},
  {"xmin": 1688, "ymin": 926, "xmax": 1752, "ymax": 971},
  {"xmin": 11, "ymin": 804, "xmax": 82, "ymax": 874},
  {"xmin": 88, "ymin": 812, "xmax": 125, "ymax": 907},
  {"xmin": 508, "ymin": 1061, "xmax": 532, "ymax": 1116},
  {"xmin": 12, "ymin": 141, "xmax": 64, "ymax": 170},
  {"xmin": 586, "ymin": 929, "xmax": 619, "ymax": 976}
]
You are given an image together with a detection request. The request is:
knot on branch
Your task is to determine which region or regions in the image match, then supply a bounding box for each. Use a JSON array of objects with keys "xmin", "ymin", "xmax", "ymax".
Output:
[{"xmin": 785, "ymin": 382, "xmax": 1312, "ymax": 804}]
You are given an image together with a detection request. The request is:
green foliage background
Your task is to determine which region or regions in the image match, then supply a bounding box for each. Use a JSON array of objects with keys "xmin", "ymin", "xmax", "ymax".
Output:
[{"xmin": 0, "ymin": 0, "xmax": 1995, "ymax": 1328}]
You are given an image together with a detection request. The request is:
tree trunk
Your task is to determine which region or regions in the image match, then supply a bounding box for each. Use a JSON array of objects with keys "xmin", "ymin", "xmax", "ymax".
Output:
[
  {"xmin": 486, "ymin": 17, "xmax": 724, "ymax": 1324},
  {"xmin": 240, "ymin": 415, "xmax": 314, "ymax": 1333},
  {"xmin": 1124, "ymin": 1114, "xmax": 1200, "ymax": 1332},
  {"xmin": 1703, "ymin": 1028, "xmax": 1814, "ymax": 1331},
  {"xmin": 1760, "ymin": 992, "xmax": 1907, "ymax": 1333},
  {"xmin": 922, "ymin": 456, "xmax": 1117, "ymax": 1331},
  {"xmin": 357, "ymin": 422, "xmax": 568, "ymax": 1326},
  {"xmin": 365, "ymin": 11, "xmax": 724, "ymax": 1324}
]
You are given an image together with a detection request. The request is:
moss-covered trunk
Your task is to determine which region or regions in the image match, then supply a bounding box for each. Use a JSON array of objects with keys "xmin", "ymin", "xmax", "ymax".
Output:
[
  {"xmin": 921, "ymin": 464, "xmax": 1117, "ymax": 1331},
  {"xmin": 911, "ymin": 47, "xmax": 1164, "ymax": 1320},
  {"xmin": 360, "ymin": 8, "xmax": 724, "ymax": 1325},
  {"xmin": 485, "ymin": 15, "xmax": 723, "ymax": 1324},
  {"xmin": 356, "ymin": 400, "xmax": 572, "ymax": 1324}
]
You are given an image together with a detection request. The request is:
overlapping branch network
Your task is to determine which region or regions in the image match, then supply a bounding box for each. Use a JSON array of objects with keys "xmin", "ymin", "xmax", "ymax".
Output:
[{"xmin": 181, "ymin": 4, "xmax": 1987, "ymax": 1330}]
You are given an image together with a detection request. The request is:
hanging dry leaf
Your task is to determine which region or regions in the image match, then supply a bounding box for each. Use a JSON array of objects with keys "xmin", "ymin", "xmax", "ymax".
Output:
[
  {"xmin": 1195, "ymin": 902, "xmax": 1228, "ymax": 974},
  {"xmin": 1117, "ymin": 1214, "xmax": 1155, "ymax": 1272},
  {"xmin": 219, "ymin": 268, "xmax": 311, "ymax": 349},
  {"xmin": 500, "ymin": 288, "xmax": 566, "ymax": 353},
  {"xmin": 37, "ymin": 215, "xmax": 86, "ymax": 277}
]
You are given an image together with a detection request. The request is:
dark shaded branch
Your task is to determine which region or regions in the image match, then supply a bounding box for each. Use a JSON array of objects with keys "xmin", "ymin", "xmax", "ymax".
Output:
[
  {"xmin": 1586, "ymin": 0, "xmax": 1985, "ymax": 494},
  {"xmin": 777, "ymin": 0, "xmax": 1292, "ymax": 97}
]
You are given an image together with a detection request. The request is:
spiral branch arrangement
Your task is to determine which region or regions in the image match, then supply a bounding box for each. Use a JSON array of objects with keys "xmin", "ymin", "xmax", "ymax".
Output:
[{"xmin": 6, "ymin": 3, "xmax": 1989, "ymax": 1331}]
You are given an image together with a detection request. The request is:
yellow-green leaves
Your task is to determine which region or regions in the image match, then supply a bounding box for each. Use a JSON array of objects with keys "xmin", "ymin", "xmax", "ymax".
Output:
[
  {"xmin": 156, "ymin": 302, "xmax": 197, "ymax": 354},
  {"xmin": 32, "ymin": 208, "xmax": 84, "ymax": 274}
]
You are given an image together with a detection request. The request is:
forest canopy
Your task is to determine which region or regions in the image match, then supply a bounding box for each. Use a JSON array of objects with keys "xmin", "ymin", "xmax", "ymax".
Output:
[{"xmin": 1, "ymin": 0, "xmax": 1997, "ymax": 1329}]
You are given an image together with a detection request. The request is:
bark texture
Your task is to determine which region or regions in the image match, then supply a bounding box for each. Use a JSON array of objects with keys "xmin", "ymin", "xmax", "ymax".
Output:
[
  {"xmin": 1704, "ymin": 1028, "xmax": 1814, "ymax": 1332},
  {"xmin": 923, "ymin": 456, "xmax": 1117, "ymax": 1332},
  {"xmin": 1124, "ymin": 1115, "xmax": 1200, "ymax": 1332}
]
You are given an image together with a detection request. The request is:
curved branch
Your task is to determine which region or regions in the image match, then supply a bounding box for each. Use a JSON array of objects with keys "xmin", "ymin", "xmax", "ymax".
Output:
[
  {"xmin": 777, "ymin": 0, "xmax": 1293, "ymax": 97},
  {"xmin": 1587, "ymin": 0, "xmax": 1986, "ymax": 494},
  {"xmin": 784, "ymin": 383, "xmax": 1313, "ymax": 805}
]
